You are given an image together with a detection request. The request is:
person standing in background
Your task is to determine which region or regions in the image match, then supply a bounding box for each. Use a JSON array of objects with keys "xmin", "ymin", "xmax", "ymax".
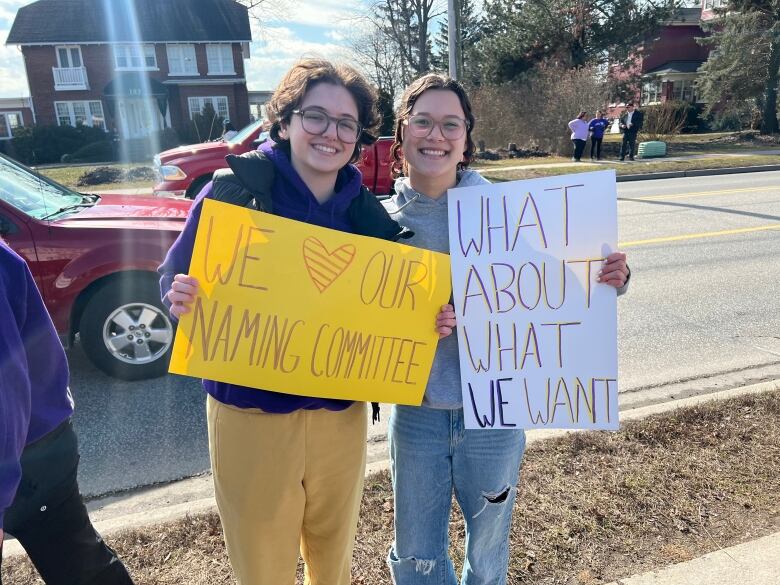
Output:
[
  {"xmin": 619, "ymin": 102, "xmax": 644, "ymax": 161},
  {"xmin": 568, "ymin": 111, "xmax": 589, "ymax": 162},
  {"xmin": 588, "ymin": 110, "xmax": 609, "ymax": 160}
]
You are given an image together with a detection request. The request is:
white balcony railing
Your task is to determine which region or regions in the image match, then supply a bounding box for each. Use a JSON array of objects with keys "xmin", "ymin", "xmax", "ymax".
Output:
[{"xmin": 53, "ymin": 67, "xmax": 89, "ymax": 91}]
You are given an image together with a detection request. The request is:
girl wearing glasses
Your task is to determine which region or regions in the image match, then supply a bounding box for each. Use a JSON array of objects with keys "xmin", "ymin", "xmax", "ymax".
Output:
[
  {"xmin": 383, "ymin": 74, "xmax": 630, "ymax": 584},
  {"xmin": 159, "ymin": 59, "xmax": 410, "ymax": 585}
]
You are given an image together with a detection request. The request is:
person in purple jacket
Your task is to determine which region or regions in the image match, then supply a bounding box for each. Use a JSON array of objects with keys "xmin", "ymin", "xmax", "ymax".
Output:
[
  {"xmin": 588, "ymin": 109, "xmax": 609, "ymax": 160},
  {"xmin": 159, "ymin": 59, "xmax": 427, "ymax": 585},
  {"xmin": 0, "ymin": 241, "xmax": 133, "ymax": 584}
]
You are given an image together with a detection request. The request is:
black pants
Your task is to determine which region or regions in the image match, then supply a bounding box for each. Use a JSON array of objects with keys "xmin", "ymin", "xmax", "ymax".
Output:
[
  {"xmin": 571, "ymin": 139, "xmax": 586, "ymax": 161},
  {"xmin": 590, "ymin": 137, "xmax": 603, "ymax": 159},
  {"xmin": 620, "ymin": 132, "xmax": 638, "ymax": 160},
  {"xmin": 1, "ymin": 421, "xmax": 133, "ymax": 585}
]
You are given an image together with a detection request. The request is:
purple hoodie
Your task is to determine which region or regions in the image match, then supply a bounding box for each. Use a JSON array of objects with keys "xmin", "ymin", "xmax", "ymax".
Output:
[
  {"xmin": 159, "ymin": 142, "xmax": 365, "ymax": 413},
  {"xmin": 0, "ymin": 241, "xmax": 73, "ymax": 527}
]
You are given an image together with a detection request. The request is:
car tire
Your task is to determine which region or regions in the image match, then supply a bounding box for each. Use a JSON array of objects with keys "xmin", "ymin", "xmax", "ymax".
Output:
[
  {"xmin": 79, "ymin": 278, "xmax": 175, "ymax": 381},
  {"xmin": 185, "ymin": 175, "xmax": 211, "ymax": 200}
]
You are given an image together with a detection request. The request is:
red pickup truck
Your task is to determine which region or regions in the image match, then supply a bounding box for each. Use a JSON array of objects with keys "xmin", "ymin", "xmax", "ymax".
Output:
[
  {"xmin": 1, "ymin": 153, "xmax": 190, "ymax": 381},
  {"xmin": 154, "ymin": 119, "xmax": 394, "ymax": 199}
]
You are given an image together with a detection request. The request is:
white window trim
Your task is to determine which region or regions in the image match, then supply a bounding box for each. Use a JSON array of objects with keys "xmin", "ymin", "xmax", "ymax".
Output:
[
  {"xmin": 54, "ymin": 100, "xmax": 106, "ymax": 130},
  {"xmin": 188, "ymin": 96, "xmax": 230, "ymax": 120},
  {"xmin": 114, "ymin": 44, "xmax": 158, "ymax": 71},
  {"xmin": 166, "ymin": 44, "xmax": 198, "ymax": 76},
  {"xmin": 0, "ymin": 111, "xmax": 23, "ymax": 140},
  {"xmin": 641, "ymin": 79, "xmax": 662, "ymax": 106},
  {"xmin": 206, "ymin": 44, "xmax": 235, "ymax": 75},
  {"xmin": 55, "ymin": 45, "xmax": 83, "ymax": 69},
  {"xmin": 672, "ymin": 79, "xmax": 697, "ymax": 103}
]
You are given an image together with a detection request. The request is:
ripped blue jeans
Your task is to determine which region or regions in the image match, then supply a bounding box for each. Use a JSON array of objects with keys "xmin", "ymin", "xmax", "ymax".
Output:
[{"xmin": 387, "ymin": 405, "xmax": 526, "ymax": 585}]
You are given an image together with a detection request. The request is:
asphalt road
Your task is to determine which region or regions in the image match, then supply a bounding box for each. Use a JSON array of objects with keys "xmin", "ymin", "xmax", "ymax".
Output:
[{"xmin": 69, "ymin": 170, "xmax": 780, "ymax": 497}]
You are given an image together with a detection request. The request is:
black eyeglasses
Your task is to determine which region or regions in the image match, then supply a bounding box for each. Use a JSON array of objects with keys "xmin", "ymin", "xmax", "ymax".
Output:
[
  {"xmin": 403, "ymin": 114, "xmax": 469, "ymax": 140},
  {"xmin": 291, "ymin": 109, "xmax": 363, "ymax": 144}
]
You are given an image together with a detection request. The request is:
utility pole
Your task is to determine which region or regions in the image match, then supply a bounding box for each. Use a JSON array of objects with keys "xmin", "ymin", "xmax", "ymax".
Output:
[{"xmin": 447, "ymin": 0, "xmax": 458, "ymax": 79}]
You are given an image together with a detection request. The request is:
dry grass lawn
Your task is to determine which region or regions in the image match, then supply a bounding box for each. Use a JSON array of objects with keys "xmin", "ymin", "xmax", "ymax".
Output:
[
  {"xmin": 4, "ymin": 391, "xmax": 779, "ymax": 584},
  {"xmin": 37, "ymin": 164, "xmax": 153, "ymax": 191}
]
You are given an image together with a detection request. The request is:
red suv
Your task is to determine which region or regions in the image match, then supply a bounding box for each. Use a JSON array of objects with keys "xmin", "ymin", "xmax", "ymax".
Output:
[
  {"xmin": 0, "ymin": 153, "xmax": 190, "ymax": 380},
  {"xmin": 154, "ymin": 120, "xmax": 395, "ymax": 199}
]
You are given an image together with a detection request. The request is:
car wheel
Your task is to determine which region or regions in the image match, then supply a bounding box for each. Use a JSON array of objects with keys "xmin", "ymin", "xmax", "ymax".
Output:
[
  {"xmin": 185, "ymin": 175, "xmax": 211, "ymax": 199},
  {"xmin": 79, "ymin": 279, "xmax": 174, "ymax": 380}
]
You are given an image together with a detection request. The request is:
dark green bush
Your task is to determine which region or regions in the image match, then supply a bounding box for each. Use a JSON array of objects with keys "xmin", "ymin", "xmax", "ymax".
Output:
[
  {"xmin": 12, "ymin": 124, "xmax": 109, "ymax": 165},
  {"xmin": 67, "ymin": 140, "xmax": 115, "ymax": 163}
]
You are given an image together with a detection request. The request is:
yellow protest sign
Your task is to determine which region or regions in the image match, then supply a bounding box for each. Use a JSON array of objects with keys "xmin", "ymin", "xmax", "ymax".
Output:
[{"xmin": 169, "ymin": 199, "xmax": 452, "ymax": 405}]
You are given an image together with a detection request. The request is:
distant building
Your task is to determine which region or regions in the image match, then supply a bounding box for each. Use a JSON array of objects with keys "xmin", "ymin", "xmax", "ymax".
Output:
[
  {"xmin": 0, "ymin": 98, "xmax": 33, "ymax": 140},
  {"xmin": 248, "ymin": 90, "xmax": 274, "ymax": 122},
  {"xmin": 6, "ymin": 0, "xmax": 252, "ymax": 141},
  {"xmin": 639, "ymin": 7, "xmax": 710, "ymax": 107},
  {"xmin": 608, "ymin": 6, "xmax": 713, "ymax": 114}
]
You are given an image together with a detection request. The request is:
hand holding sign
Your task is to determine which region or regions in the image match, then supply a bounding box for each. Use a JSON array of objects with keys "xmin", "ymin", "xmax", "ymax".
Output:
[
  {"xmin": 436, "ymin": 304, "xmax": 457, "ymax": 338},
  {"xmin": 167, "ymin": 274, "xmax": 199, "ymax": 318}
]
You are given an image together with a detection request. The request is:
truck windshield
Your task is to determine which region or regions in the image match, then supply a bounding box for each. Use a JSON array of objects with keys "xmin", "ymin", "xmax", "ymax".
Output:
[
  {"xmin": 227, "ymin": 119, "xmax": 264, "ymax": 145},
  {"xmin": 0, "ymin": 154, "xmax": 87, "ymax": 220}
]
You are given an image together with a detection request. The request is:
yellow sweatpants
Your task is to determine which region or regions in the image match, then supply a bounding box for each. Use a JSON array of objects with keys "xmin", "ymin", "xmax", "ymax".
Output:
[{"xmin": 206, "ymin": 396, "xmax": 367, "ymax": 585}]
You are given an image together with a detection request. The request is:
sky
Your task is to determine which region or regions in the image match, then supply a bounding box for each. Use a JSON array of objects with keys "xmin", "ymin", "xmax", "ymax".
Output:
[{"xmin": 0, "ymin": 0, "xmax": 370, "ymax": 98}]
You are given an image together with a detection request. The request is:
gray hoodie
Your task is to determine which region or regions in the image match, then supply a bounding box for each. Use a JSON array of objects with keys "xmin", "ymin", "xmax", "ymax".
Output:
[{"xmin": 383, "ymin": 170, "xmax": 488, "ymax": 409}]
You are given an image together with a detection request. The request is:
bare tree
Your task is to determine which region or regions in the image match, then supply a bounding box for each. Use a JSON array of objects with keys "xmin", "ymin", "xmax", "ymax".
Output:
[
  {"xmin": 349, "ymin": 27, "xmax": 405, "ymax": 134},
  {"xmin": 370, "ymin": 0, "xmax": 443, "ymax": 85},
  {"xmin": 351, "ymin": 29, "xmax": 402, "ymax": 89},
  {"xmin": 235, "ymin": 0, "xmax": 293, "ymax": 22}
]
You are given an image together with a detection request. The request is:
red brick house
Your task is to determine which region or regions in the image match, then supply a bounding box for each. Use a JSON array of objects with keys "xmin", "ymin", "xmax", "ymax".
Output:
[
  {"xmin": 6, "ymin": 0, "xmax": 252, "ymax": 142},
  {"xmin": 607, "ymin": 6, "xmax": 714, "ymax": 116},
  {"xmin": 638, "ymin": 7, "xmax": 710, "ymax": 106},
  {"xmin": 0, "ymin": 98, "xmax": 34, "ymax": 141}
]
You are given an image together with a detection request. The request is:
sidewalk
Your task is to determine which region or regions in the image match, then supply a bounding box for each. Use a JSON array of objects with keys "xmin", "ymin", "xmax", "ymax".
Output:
[
  {"xmin": 474, "ymin": 148, "xmax": 780, "ymax": 182},
  {"xmin": 604, "ymin": 532, "xmax": 780, "ymax": 585},
  {"xmin": 4, "ymin": 378, "xmax": 779, "ymax": 584}
]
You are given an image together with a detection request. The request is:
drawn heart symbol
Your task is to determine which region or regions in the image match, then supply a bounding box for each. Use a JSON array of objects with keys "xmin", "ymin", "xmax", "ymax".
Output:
[{"xmin": 302, "ymin": 237, "xmax": 356, "ymax": 292}]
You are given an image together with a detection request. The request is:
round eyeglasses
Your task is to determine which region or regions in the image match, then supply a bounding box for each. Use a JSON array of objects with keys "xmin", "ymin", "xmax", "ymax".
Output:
[
  {"xmin": 292, "ymin": 109, "xmax": 363, "ymax": 144},
  {"xmin": 403, "ymin": 114, "xmax": 469, "ymax": 140}
]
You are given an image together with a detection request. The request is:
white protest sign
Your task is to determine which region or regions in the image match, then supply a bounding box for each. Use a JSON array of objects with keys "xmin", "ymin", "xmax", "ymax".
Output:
[{"xmin": 448, "ymin": 170, "xmax": 619, "ymax": 430}]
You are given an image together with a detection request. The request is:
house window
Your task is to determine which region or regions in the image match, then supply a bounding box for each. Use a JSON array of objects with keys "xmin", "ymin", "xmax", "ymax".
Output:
[
  {"xmin": 0, "ymin": 112, "xmax": 23, "ymax": 140},
  {"xmin": 672, "ymin": 79, "xmax": 696, "ymax": 102},
  {"xmin": 188, "ymin": 96, "xmax": 229, "ymax": 119},
  {"xmin": 641, "ymin": 80, "xmax": 661, "ymax": 105},
  {"xmin": 167, "ymin": 44, "xmax": 198, "ymax": 75},
  {"xmin": 54, "ymin": 101, "xmax": 106, "ymax": 130},
  {"xmin": 206, "ymin": 44, "xmax": 234, "ymax": 75},
  {"xmin": 56, "ymin": 45, "xmax": 83, "ymax": 69},
  {"xmin": 114, "ymin": 45, "xmax": 157, "ymax": 70}
]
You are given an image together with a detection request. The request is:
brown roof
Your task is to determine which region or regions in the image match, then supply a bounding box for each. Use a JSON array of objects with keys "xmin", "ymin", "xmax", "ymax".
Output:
[{"xmin": 7, "ymin": 0, "xmax": 251, "ymax": 45}]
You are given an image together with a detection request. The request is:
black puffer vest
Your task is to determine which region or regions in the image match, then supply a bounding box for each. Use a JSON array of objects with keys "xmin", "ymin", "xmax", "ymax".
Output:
[{"xmin": 211, "ymin": 149, "xmax": 413, "ymax": 422}]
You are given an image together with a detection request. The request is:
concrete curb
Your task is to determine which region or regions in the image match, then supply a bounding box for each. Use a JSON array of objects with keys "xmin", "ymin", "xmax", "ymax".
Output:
[
  {"xmin": 616, "ymin": 164, "xmax": 780, "ymax": 182},
  {"xmin": 604, "ymin": 532, "xmax": 780, "ymax": 585},
  {"xmin": 3, "ymin": 379, "xmax": 779, "ymax": 561}
]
